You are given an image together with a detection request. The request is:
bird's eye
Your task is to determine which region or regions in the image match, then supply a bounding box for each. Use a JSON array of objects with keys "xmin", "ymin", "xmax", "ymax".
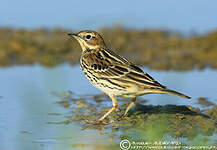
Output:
[{"xmin": 86, "ymin": 35, "xmax": 91, "ymax": 39}]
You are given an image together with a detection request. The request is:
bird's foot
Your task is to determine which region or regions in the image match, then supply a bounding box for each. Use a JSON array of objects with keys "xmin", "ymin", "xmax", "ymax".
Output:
[{"xmin": 117, "ymin": 113, "xmax": 127, "ymax": 121}]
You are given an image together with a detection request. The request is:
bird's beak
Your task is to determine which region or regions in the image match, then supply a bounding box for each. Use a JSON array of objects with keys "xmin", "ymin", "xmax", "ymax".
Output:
[{"xmin": 67, "ymin": 33, "xmax": 78, "ymax": 38}]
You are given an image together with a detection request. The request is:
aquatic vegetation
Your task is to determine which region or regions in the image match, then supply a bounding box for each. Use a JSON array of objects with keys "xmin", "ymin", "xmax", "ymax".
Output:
[
  {"xmin": 197, "ymin": 97, "xmax": 216, "ymax": 107},
  {"xmin": 0, "ymin": 27, "xmax": 217, "ymax": 70},
  {"xmin": 55, "ymin": 91, "xmax": 217, "ymax": 146}
]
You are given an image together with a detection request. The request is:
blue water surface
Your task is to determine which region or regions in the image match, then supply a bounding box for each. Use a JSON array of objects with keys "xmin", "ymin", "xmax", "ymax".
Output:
[{"xmin": 0, "ymin": 64, "xmax": 216, "ymax": 150}]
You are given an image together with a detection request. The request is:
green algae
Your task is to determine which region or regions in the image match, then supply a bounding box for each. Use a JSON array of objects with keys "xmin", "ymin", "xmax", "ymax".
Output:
[
  {"xmin": 198, "ymin": 97, "xmax": 216, "ymax": 107},
  {"xmin": 55, "ymin": 91, "xmax": 217, "ymax": 147}
]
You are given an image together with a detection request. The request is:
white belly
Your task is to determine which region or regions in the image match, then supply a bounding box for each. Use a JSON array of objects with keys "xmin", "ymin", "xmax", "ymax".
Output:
[{"xmin": 82, "ymin": 69, "xmax": 128, "ymax": 96}]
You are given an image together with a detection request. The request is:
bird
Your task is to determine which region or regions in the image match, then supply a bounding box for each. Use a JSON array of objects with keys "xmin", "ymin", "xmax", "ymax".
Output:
[{"xmin": 68, "ymin": 30, "xmax": 191, "ymax": 123}]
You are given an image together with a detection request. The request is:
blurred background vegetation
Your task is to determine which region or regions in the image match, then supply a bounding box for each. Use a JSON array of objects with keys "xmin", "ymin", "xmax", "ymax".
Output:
[{"xmin": 0, "ymin": 26, "xmax": 217, "ymax": 70}]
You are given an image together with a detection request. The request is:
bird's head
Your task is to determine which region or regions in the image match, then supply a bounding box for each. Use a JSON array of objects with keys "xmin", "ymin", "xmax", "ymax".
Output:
[{"xmin": 68, "ymin": 30, "xmax": 106, "ymax": 51}]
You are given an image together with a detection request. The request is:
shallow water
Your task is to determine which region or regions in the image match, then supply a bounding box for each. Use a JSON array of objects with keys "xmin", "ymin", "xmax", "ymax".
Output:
[{"xmin": 0, "ymin": 64, "xmax": 216, "ymax": 150}]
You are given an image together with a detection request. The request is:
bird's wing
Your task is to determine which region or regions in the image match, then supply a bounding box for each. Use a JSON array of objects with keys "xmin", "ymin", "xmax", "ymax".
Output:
[{"xmin": 81, "ymin": 49, "xmax": 166, "ymax": 89}]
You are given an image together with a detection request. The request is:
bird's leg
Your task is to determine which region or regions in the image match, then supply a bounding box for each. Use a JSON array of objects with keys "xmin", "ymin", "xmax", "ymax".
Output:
[
  {"xmin": 96, "ymin": 95, "xmax": 118, "ymax": 123},
  {"xmin": 122, "ymin": 97, "xmax": 137, "ymax": 117}
]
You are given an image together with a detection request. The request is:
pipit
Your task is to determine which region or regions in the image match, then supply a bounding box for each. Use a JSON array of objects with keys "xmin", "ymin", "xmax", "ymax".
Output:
[{"xmin": 68, "ymin": 30, "xmax": 190, "ymax": 123}]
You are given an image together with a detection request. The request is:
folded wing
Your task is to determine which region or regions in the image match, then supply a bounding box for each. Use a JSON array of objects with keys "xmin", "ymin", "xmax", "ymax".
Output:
[{"xmin": 81, "ymin": 48, "xmax": 166, "ymax": 89}]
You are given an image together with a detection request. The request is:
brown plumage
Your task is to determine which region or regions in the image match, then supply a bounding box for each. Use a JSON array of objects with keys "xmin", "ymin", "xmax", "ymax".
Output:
[{"xmin": 68, "ymin": 30, "xmax": 191, "ymax": 123}]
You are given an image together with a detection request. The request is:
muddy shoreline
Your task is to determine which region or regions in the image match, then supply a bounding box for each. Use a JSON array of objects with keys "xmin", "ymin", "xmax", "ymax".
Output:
[{"xmin": 56, "ymin": 92, "xmax": 217, "ymax": 142}]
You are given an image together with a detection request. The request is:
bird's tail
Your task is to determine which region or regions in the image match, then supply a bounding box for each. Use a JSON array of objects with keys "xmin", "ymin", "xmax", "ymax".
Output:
[{"xmin": 146, "ymin": 88, "xmax": 191, "ymax": 99}]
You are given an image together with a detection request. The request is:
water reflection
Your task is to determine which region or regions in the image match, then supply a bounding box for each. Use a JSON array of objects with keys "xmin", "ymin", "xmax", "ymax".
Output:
[
  {"xmin": 0, "ymin": 64, "xmax": 216, "ymax": 150},
  {"xmin": 0, "ymin": 64, "xmax": 109, "ymax": 150}
]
